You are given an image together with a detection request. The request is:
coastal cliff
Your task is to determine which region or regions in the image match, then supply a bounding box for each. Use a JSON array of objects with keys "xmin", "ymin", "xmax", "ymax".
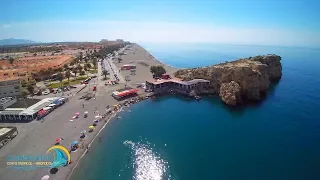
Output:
[{"xmin": 174, "ymin": 54, "xmax": 282, "ymax": 106}]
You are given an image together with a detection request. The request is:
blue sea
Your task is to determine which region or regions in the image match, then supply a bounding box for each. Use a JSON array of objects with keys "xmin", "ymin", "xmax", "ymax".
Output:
[{"xmin": 70, "ymin": 44, "xmax": 320, "ymax": 180}]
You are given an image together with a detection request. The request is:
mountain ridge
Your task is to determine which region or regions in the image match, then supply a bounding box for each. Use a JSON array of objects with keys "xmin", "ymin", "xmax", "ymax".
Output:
[{"xmin": 0, "ymin": 38, "xmax": 36, "ymax": 46}]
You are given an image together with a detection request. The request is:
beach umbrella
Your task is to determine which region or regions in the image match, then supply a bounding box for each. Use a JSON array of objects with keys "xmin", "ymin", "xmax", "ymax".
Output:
[
  {"xmin": 72, "ymin": 141, "xmax": 78, "ymax": 146},
  {"xmin": 84, "ymin": 111, "xmax": 88, "ymax": 114},
  {"xmin": 41, "ymin": 175, "xmax": 50, "ymax": 180},
  {"xmin": 89, "ymin": 126, "xmax": 94, "ymax": 129},
  {"xmin": 55, "ymin": 138, "xmax": 61, "ymax": 143},
  {"xmin": 81, "ymin": 130, "xmax": 86, "ymax": 134}
]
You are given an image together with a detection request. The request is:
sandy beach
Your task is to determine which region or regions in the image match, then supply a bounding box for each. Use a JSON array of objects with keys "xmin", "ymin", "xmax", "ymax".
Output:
[
  {"xmin": 0, "ymin": 44, "xmax": 178, "ymax": 180},
  {"xmin": 115, "ymin": 43, "xmax": 177, "ymax": 84}
]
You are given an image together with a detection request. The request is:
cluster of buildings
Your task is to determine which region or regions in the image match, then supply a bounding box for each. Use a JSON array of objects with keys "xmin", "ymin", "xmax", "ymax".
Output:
[
  {"xmin": 0, "ymin": 55, "xmax": 73, "ymax": 82},
  {"xmin": 145, "ymin": 75, "xmax": 210, "ymax": 95},
  {"xmin": 0, "ymin": 55, "xmax": 74, "ymax": 98}
]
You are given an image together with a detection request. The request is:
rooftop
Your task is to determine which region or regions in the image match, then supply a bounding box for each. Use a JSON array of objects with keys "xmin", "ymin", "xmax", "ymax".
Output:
[
  {"xmin": 0, "ymin": 97, "xmax": 59, "ymax": 116},
  {"xmin": 0, "ymin": 127, "xmax": 13, "ymax": 136},
  {"xmin": 8, "ymin": 98, "xmax": 40, "ymax": 108},
  {"xmin": 146, "ymin": 78, "xmax": 210, "ymax": 85},
  {"xmin": 0, "ymin": 97, "xmax": 15, "ymax": 105}
]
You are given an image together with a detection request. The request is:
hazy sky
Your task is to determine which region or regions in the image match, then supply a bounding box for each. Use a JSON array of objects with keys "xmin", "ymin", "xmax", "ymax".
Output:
[{"xmin": 1, "ymin": 0, "xmax": 319, "ymax": 46}]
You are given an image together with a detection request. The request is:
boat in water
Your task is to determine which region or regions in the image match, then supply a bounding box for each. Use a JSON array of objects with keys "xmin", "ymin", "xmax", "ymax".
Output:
[{"xmin": 195, "ymin": 95, "xmax": 201, "ymax": 101}]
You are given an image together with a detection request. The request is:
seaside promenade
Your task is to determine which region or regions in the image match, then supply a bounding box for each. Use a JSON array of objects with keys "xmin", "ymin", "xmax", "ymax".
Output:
[{"xmin": 0, "ymin": 43, "xmax": 177, "ymax": 180}]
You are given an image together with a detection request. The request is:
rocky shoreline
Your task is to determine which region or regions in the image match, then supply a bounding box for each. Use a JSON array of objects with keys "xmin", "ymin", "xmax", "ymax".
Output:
[{"xmin": 174, "ymin": 54, "xmax": 282, "ymax": 106}]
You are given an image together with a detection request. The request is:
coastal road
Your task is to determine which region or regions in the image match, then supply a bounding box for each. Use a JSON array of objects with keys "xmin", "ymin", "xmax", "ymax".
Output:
[
  {"xmin": 0, "ymin": 86, "xmax": 120, "ymax": 180},
  {"xmin": 102, "ymin": 56, "xmax": 125, "ymax": 83}
]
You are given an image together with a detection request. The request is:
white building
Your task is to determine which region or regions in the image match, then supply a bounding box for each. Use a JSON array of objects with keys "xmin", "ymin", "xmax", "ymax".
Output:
[{"xmin": 0, "ymin": 78, "xmax": 21, "ymax": 98}]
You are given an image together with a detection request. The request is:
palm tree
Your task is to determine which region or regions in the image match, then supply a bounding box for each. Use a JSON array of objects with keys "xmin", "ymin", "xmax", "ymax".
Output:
[
  {"xmin": 21, "ymin": 91, "xmax": 28, "ymax": 108},
  {"xmin": 72, "ymin": 68, "xmax": 78, "ymax": 77},
  {"xmin": 57, "ymin": 67, "xmax": 63, "ymax": 72},
  {"xmin": 84, "ymin": 56, "xmax": 89, "ymax": 64},
  {"xmin": 47, "ymin": 67, "xmax": 53, "ymax": 75},
  {"xmin": 118, "ymin": 57, "xmax": 122, "ymax": 63},
  {"xmin": 65, "ymin": 70, "xmax": 71, "ymax": 85},
  {"xmin": 39, "ymin": 69, "xmax": 46, "ymax": 81},
  {"xmin": 56, "ymin": 72, "xmax": 64, "ymax": 89},
  {"xmin": 102, "ymin": 69, "xmax": 109, "ymax": 79},
  {"xmin": 63, "ymin": 64, "xmax": 69, "ymax": 71},
  {"xmin": 84, "ymin": 66, "xmax": 89, "ymax": 77},
  {"xmin": 86, "ymin": 63, "xmax": 92, "ymax": 69},
  {"xmin": 77, "ymin": 65, "xmax": 83, "ymax": 75},
  {"xmin": 80, "ymin": 70, "xmax": 85, "ymax": 76},
  {"xmin": 92, "ymin": 59, "xmax": 97, "ymax": 69},
  {"xmin": 79, "ymin": 52, "xmax": 83, "ymax": 63},
  {"xmin": 27, "ymin": 84, "xmax": 34, "ymax": 97},
  {"xmin": 8, "ymin": 57, "xmax": 14, "ymax": 64}
]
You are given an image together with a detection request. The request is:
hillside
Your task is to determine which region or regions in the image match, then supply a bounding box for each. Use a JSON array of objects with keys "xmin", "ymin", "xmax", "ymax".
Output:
[{"xmin": 0, "ymin": 38, "xmax": 36, "ymax": 46}]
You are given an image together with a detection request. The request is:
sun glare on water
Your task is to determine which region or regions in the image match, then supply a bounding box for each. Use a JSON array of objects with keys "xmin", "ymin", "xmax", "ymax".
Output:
[{"xmin": 123, "ymin": 140, "xmax": 171, "ymax": 180}]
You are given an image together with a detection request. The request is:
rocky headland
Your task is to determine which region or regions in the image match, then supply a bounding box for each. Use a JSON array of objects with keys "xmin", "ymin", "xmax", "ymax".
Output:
[{"xmin": 174, "ymin": 54, "xmax": 282, "ymax": 106}]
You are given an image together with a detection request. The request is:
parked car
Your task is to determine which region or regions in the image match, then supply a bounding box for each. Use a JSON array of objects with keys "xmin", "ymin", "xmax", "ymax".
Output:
[
  {"xmin": 69, "ymin": 85, "xmax": 77, "ymax": 89},
  {"xmin": 92, "ymin": 75, "xmax": 97, "ymax": 78},
  {"xmin": 42, "ymin": 91, "xmax": 50, "ymax": 95}
]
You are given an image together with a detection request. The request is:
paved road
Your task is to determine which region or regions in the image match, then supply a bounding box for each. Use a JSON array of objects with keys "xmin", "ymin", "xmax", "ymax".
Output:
[
  {"xmin": 0, "ymin": 84, "xmax": 120, "ymax": 180},
  {"xmin": 101, "ymin": 56, "xmax": 125, "ymax": 83}
]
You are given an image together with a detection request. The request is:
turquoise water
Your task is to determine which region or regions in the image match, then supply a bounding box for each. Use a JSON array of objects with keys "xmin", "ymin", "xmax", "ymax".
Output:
[{"xmin": 70, "ymin": 44, "xmax": 320, "ymax": 180}]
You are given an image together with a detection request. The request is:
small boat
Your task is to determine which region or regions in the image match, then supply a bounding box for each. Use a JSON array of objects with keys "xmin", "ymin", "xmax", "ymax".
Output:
[{"xmin": 195, "ymin": 96, "xmax": 201, "ymax": 101}]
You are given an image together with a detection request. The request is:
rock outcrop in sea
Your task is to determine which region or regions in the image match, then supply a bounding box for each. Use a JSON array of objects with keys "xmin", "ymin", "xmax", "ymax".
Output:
[{"xmin": 174, "ymin": 54, "xmax": 282, "ymax": 106}]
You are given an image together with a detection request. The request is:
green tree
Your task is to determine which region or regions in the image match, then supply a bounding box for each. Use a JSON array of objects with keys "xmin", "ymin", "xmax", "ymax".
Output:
[
  {"xmin": 84, "ymin": 56, "xmax": 89, "ymax": 64},
  {"xmin": 118, "ymin": 57, "xmax": 122, "ymax": 63},
  {"xmin": 102, "ymin": 69, "xmax": 109, "ymax": 79},
  {"xmin": 47, "ymin": 67, "xmax": 53, "ymax": 75},
  {"xmin": 56, "ymin": 72, "xmax": 64, "ymax": 88},
  {"xmin": 8, "ymin": 57, "xmax": 15, "ymax": 64},
  {"xmin": 56, "ymin": 67, "xmax": 63, "ymax": 72},
  {"xmin": 84, "ymin": 67, "xmax": 89, "ymax": 77},
  {"xmin": 65, "ymin": 70, "xmax": 71, "ymax": 85},
  {"xmin": 86, "ymin": 63, "xmax": 92, "ymax": 69},
  {"xmin": 63, "ymin": 64, "xmax": 69, "ymax": 71},
  {"xmin": 92, "ymin": 59, "xmax": 97, "ymax": 69},
  {"xmin": 21, "ymin": 80, "xmax": 27, "ymax": 87},
  {"xmin": 39, "ymin": 69, "xmax": 46, "ymax": 81},
  {"xmin": 72, "ymin": 68, "xmax": 78, "ymax": 77},
  {"xmin": 21, "ymin": 91, "xmax": 29, "ymax": 108},
  {"xmin": 77, "ymin": 65, "xmax": 83, "ymax": 73},
  {"xmin": 150, "ymin": 66, "xmax": 166, "ymax": 78},
  {"xmin": 79, "ymin": 52, "xmax": 83, "ymax": 63},
  {"xmin": 27, "ymin": 84, "xmax": 34, "ymax": 96},
  {"xmin": 80, "ymin": 70, "xmax": 85, "ymax": 76}
]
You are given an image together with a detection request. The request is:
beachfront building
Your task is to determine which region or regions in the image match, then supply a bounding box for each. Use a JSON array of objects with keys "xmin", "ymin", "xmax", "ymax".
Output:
[
  {"xmin": 0, "ymin": 97, "xmax": 17, "ymax": 110},
  {"xmin": 0, "ymin": 78, "xmax": 21, "ymax": 98},
  {"xmin": 146, "ymin": 78, "xmax": 210, "ymax": 95},
  {"xmin": 121, "ymin": 64, "xmax": 136, "ymax": 70},
  {"xmin": 0, "ymin": 97, "xmax": 66, "ymax": 122},
  {"xmin": 112, "ymin": 89, "xmax": 139, "ymax": 100}
]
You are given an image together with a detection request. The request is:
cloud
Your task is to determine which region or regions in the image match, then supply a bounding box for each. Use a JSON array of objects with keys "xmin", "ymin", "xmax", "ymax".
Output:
[
  {"xmin": 1, "ymin": 20, "xmax": 319, "ymax": 47},
  {"xmin": 2, "ymin": 24, "xmax": 11, "ymax": 28}
]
